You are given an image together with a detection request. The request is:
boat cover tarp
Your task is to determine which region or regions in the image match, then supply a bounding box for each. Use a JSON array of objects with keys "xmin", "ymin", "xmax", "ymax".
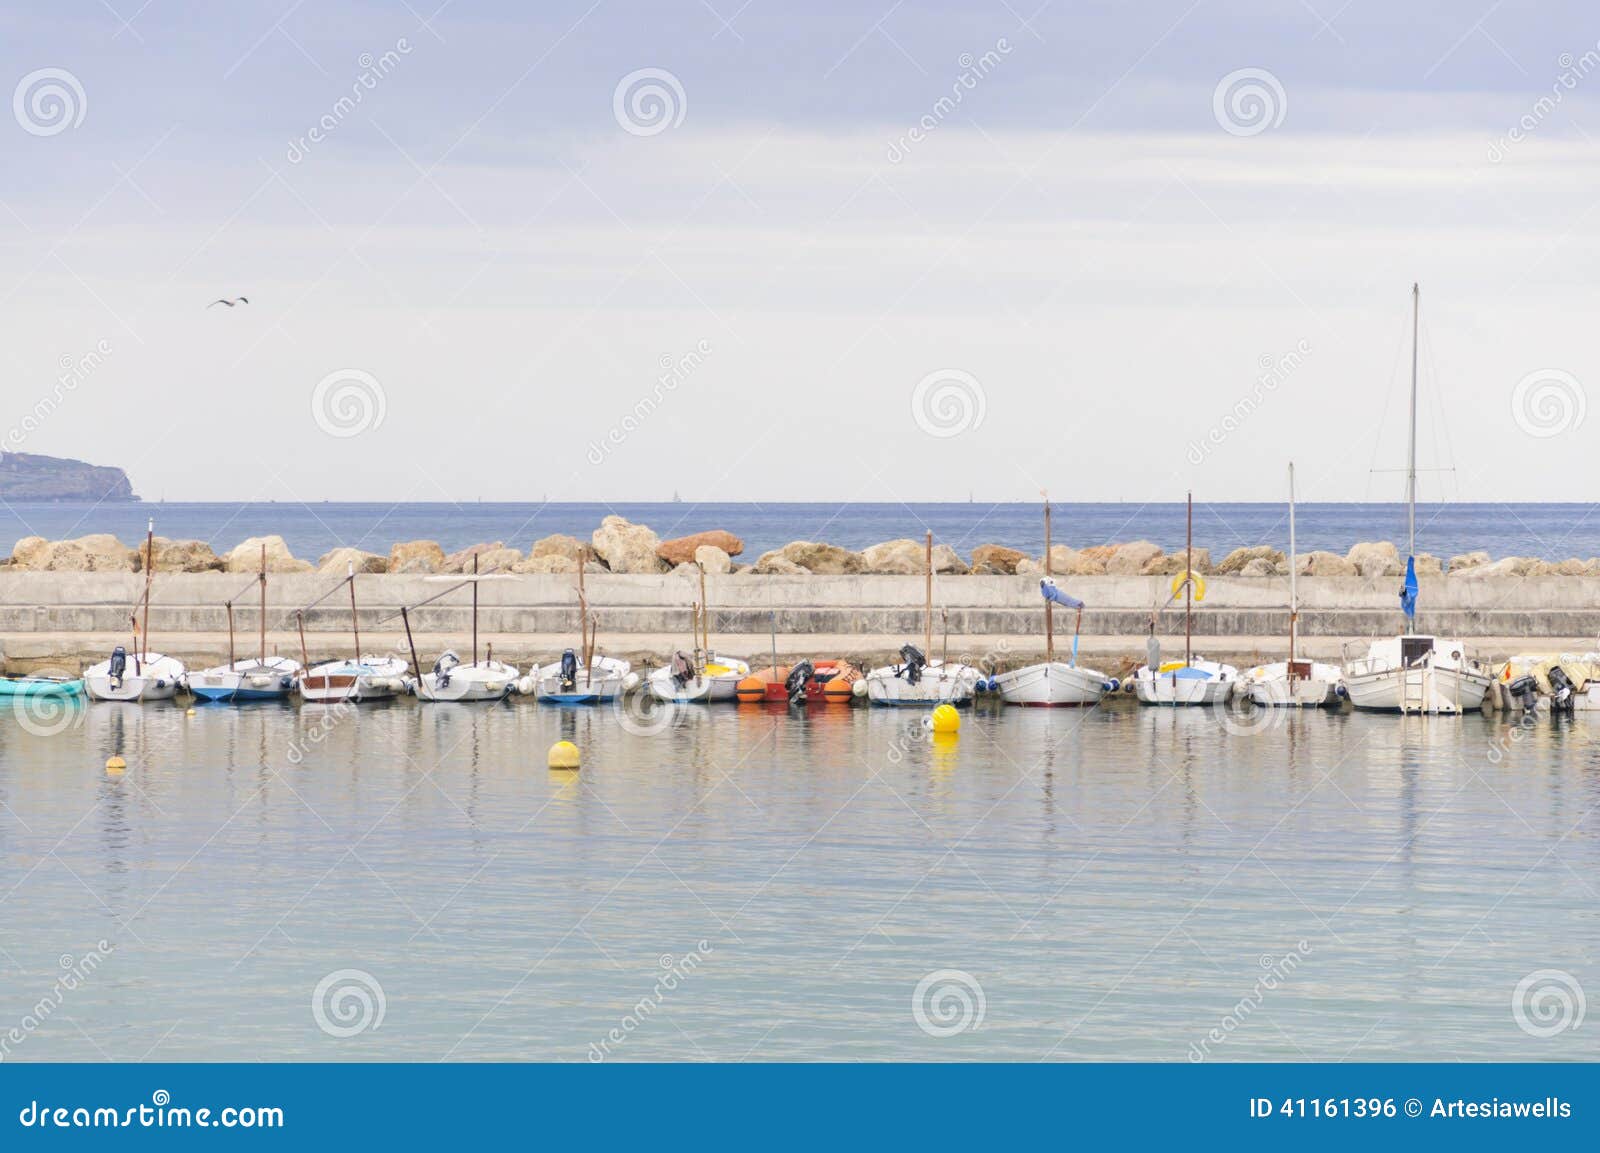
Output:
[
  {"xmin": 1496, "ymin": 653, "xmax": 1600, "ymax": 694},
  {"xmin": 1400, "ymin": 555, "xmax": 1418, "ymax": 619},
  {"xmin": 1039, "ymin": 579, "xmax": 1084, "ymax": 610}
]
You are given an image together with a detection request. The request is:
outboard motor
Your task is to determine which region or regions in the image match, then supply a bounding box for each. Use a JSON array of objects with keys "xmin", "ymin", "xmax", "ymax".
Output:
[
  {"xmin": 898, "ymin": 645, "xmax": 927, "ymax": 685},
  {"xmin": 669, "ymin": 649, "xmax": 696, "ymax": 689},
  {"xmin": 785, "ymin": 659, "xmax": 814, "ymax": 704},
  {"xmin": 559, "ymin": 649, "xmax": 579, "ymax": 692},
  {"xmin": 1507, "ymin": 674, "xmax": 1539, "ymax": 713},
  {"xmin": 108, "ymin": 646, "xmax": 127, "ymax": 689},
  {"xmin": 433, "ymin": 649, "xmax": 460, "ymax": 688},
  {"xmin": 1548, "ymin": 666, "xmax": 1576, "ymax": 715}
]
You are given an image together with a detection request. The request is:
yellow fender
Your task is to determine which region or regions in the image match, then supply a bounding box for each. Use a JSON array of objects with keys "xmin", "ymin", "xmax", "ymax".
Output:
[{"xmin": 1170, "ymin": 570, "xmax": 1206, "ymax": 602}]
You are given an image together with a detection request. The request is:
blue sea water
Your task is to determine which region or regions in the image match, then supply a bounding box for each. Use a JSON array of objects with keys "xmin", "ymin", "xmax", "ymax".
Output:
[{"xmin": 1, "ymin": 502, "xmax": 1598, "ymax": 563}]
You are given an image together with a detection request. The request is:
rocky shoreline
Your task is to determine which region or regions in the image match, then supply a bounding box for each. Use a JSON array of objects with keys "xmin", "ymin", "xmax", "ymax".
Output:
[{"xmin": 4, "ymin": 515, "xmax": 1595, "ymax": 581}]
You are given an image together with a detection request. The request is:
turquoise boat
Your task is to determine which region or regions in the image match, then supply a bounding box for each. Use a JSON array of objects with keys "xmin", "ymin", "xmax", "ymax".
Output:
[{"xmin": 0, "ymin": 675, "xmax": 86, "ymax": 698}]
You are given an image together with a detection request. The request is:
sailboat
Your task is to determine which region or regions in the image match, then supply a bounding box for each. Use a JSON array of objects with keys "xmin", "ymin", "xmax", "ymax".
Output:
[
  {"xmin": 993, "ymin": 495, "xmax": 1115, "ymax": 706},
  {"xmin": 1242, "ymin": 463, "xmax": 1344, "ymax": 708},
  {"xmin": 411, "ymin": 556, "xmax": 523, "ymax": 702},
  {"xmin": 532, "ymin": 560, "xmax": 633, "ymax": 703},
  {"xmin": 1342, "ymin": 284, "xmax": 1493, "ymax": 714},
  {"xmin": 647, "ymin": 564, "xmax": 749, "ymax": 703},
  {"xmin": 1131, "ymin": 494, "xmax": 1237, "ymax": 705},
  {"xmin": 865, "ymin": 531, "xmax": 980, "ymax": 706},
  {"xmin": 297, "ymin": 563, "xmax": 414, "ymax": 703},
  {"xmin": 189, "ymin": 543, "xmax": 301, "ymax": 702},
  {"xmin": 84, "ymin": 520, "xmax": 187, "ymax": 701}
]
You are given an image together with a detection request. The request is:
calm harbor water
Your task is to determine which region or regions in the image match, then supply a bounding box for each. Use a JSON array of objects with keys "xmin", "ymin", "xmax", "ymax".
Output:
[
  {"xmin": 1, "ymin": 698, "xmax": 1595, "ymax": 1062},
  {"xmin": 6, "ymin": 501, "xmax": 1600, "ymax": 562}
]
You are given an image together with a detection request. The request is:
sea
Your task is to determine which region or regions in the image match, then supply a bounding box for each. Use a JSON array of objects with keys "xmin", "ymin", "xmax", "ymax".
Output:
[
  {"xmin": 3, "ymin": 501, "xmax": 1600, "ymax": 561},
  {"xmin": 1, "ymin": 700, "xmax": 1594, "ymax": 1061}
]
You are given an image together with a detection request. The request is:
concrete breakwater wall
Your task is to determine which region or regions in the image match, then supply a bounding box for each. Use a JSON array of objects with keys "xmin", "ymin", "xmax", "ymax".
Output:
[{"xmin": 2, "ymin": 572, "xmax": 1597, "ymax": 672}]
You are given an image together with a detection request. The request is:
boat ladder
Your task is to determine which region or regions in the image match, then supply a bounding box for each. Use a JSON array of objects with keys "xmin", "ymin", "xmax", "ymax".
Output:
[{"xmin": 1401, "ymin": 667, "xmax": 1426, "ymax": 715}]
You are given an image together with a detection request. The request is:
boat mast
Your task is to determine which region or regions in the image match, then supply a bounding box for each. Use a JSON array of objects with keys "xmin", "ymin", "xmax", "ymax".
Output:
[
  {"xmin": 1288, "ymin": 462, "xmax": 1297, "ymax": 677},
  {"xmin": 1407, "ymin": 282, "xmax": 1418, "ymax": 558},
  {"xmin": 1185, "ymin": 493, "xmax": 1193, "ymax": 668},
  {"xmin": 1043, "ymin": 494, "xmax": 1054, "ymax": 663},
  {"xmin": 140, "ymin": 518, "xmax": 154, "ymax": 664},
  {"xmin": 472, "ymin": 553, "xmax": 479, "ymax": 665},
  {"xmin": 258, "ymin": 542, "xmax": 267, "ymax": 664},
  {"xmin": 923, "ymin": 530, "xmax": 934, "ymax": 656},
  {"xmin": 348, "ymin": 561, "xmax": 361, "ymax": 661}
]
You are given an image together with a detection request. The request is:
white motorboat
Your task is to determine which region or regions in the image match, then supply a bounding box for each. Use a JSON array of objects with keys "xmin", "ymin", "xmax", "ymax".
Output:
[
  {"xmin": 995, "ymin": 497, "xmax": 1113, "ymax": 707},
  {"xmin": 190, "ymin": 656, "xmax": 301, "ymax": 703},
  {"xmin": 1344, "ymin": 285, "xmax": 1494, "ymax": 715},
  {"xmin": 85, "ymin": 648, "xmax": 186, "ymax": 702},
  {"xmin": 1132, "ymin": 658, "xmax": 1237, "ymax": 706},
  {"xmin": 1343, "ymin": 636, "xmax": 1491, "ymax": 714},
  {"xmin": 293, "ymin": 564, "xmax": 412, "ymax": 703},
  {"xmin": 1241, "ymin": 463, "xmax": 1344, "ymax": 708},
  {"xmin": 85, "ymin": 520, "xmax": 187, "ymax": 702},
  {"xmin": 411, "ymin": 560, "xmax": 522, "ymax": 702},
  {"xmin": 865, "ymin": 531, "xmax": 979, "ymax": 707},
  {"xmin": 534, "ymin": 651, "xmax": 633, "ymax": 704},
  {"xmin": 645, "ymin": 571, "xmax": 749, "ymax": 703},
  {"xmin": 535, "ymin": 560, "xmax": 634, "ymax": 703},
  {"xmin": 1131, "ymin": 494, "xmax": 1237, "ymax": 706},
  {"xmin": 191, "ymin": 543, "xmax": 300, "ymax": 702},
  {"xmin": 415, "ymin": 651, "xmax": 521, "ymax": 702},
  {"xmin": 299, "ymin": 655, "xmax": 414, "ymax": 703}
]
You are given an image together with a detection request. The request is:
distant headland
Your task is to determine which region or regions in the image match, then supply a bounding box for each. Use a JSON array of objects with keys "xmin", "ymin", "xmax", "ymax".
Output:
[{"xmin": 0, "ymin": 452, "xmax": 136, "ymax": 502}]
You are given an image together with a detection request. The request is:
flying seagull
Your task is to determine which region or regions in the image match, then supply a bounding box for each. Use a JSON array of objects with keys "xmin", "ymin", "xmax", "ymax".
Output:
[{"xmin": 207, "ymin": 297, "xmax": 249, "ymax": 308}]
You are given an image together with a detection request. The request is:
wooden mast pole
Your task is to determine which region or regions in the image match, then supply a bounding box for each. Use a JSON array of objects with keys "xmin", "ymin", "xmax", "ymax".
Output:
[
  {"xmin": 923, "ymin": 530, "xmax": 933, "ymax": 656},
  {"xmin": 348, "ymin": 562, "xmax": 361, "ymax": 662},
  {"xmin": 1185, "ymin": 492, "xmax": 1193, "ymax": 668},
  {"xmin": 1288, "ymin": 462, "xmax": 1297, "ymax": 680},
  {"xmin": 472, "ymin": 553, "xmax": 479, "ymax": 665},
  {"xmin": 140, "ymin": 518, "xmax": 154, "ymax": 665},
  {"xmin": 226, "ymin": 600, "xmax": 235, "ymax": 667},
  {"xmin": 258, "ymin": 542, "xmax": 267, "ymax": 664},
  {"xmin": 1043, "ymin": 494, "xmax": 1054, "ymax": 663}
]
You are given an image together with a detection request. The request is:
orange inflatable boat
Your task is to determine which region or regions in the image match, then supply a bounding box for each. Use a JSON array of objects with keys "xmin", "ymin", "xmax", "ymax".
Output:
[{"xmin": 736, "ymin": 659, "xmax": 862, "ymax": 704}]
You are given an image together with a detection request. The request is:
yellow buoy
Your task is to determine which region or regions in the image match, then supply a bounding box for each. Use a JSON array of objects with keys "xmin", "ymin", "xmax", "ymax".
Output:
[
  {"xmin": 547, "ymin": 740, "xmax": 581, "ymax": 770},
  {"xmin": 105, "ymin": 755, "xmax": 126, "ymax": 772},
  {"xmin": 185, "ymin": 707, "xmax": 195, "ymax": 716},
  {"xmin": 930, "ymin": 704, "xmax": 960, "ymax": 734}
]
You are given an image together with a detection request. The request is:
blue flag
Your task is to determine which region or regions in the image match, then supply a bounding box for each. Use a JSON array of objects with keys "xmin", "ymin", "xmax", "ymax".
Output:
[
  {"xmin": 1040, "ymin": 578, "xmax": 1084, "ymax": 610},
  {"xmin": 1400, "ymin": 555, "xmax": 1418, "ymax": 620}
]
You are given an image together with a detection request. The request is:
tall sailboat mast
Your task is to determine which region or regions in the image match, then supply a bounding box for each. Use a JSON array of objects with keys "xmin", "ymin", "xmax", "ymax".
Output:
[
  {"xmin": 1407, "ymin": 282, "xmax": 1419, "ymax": 557},
  {"xmin": 1288, "ymin": 463, "xmax": 1297, "ymax": 675}
]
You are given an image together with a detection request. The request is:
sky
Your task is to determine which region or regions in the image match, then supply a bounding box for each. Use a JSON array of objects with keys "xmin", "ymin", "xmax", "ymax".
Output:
[{"xmin": 1, "ymin": 0, "xmax": 1596, "ymax": 504}]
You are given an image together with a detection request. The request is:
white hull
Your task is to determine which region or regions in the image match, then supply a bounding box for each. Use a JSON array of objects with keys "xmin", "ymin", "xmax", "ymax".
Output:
[
  {"xmin": 298, "ymin": 656, "xmax": 414, "ymax": 703},
  {"xmin": 864, "ymin": 660, "xmax": 979, "ymax": 706},
  {"xmin": 1344, "ymin": 636, "xmax": 1492, "ymax": 714},
  {"xmin": 415, "ymin": 660, "xmax": 521, "ymax": 702},
  {"xmin": 1132, "ymin": 660, "xmax": 1237, "ymax": 706},
  {"xmin": 534, "ymin": 655, "xmax": 633, "ymax": 703},
  {"xmin": 84, "ymin": 652, "xmax": 186, "ymax": 702},
  {"xmin": 1243, "ymin": 661, "xmax": 1343, "ymax": 708},
  {"xmin": 647, "ymin": 666, "xmax": 713, "ymax": 703},
  {"xmin": 993, "ymin": 661, "xmax": 1109, "ymax": 706},
  {"xmin": 190, "ymin": 657, "xmax": 302, "ymax": 702}
]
